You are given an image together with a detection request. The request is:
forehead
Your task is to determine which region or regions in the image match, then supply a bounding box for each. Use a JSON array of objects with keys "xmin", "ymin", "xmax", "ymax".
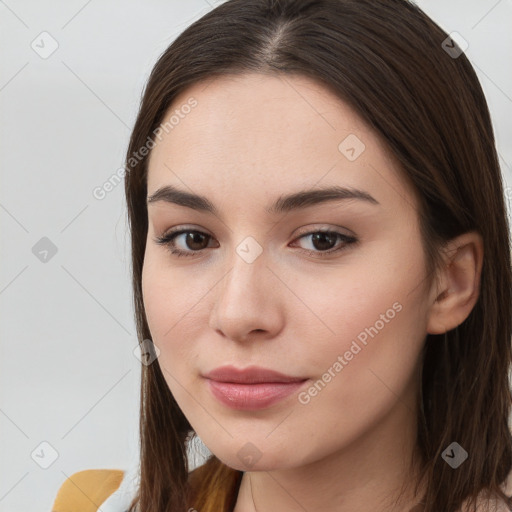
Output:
[{"xmin": 146, "ymin": 72, "xmax": 416, "ymax": 213}]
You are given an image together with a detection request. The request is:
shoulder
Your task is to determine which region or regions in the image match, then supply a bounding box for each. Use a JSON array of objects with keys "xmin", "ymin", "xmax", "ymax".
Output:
[
  {"xmin": 460, "ymin": 469, "xmax": 512, "ymax": 512},
  {"xmin": 52, "ymin": 469, "xmax": 125, "ymax": 512},
  {"xmin": 495, "ymin": 469, "xmax": 512, "ymax": 511},
  {"xmin": 490, "ymin": 468, "xmax": 512, "ymax": 512}
]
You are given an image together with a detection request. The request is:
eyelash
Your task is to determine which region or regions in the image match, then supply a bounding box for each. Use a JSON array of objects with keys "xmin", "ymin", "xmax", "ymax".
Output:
[{"xmin": 153, "ymin": 227, "xmax": 358, "ymax": 259}]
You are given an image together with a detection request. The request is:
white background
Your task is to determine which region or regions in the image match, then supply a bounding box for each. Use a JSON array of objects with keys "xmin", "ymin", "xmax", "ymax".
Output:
[{"xmin": 1, "ymin": 1, "xmax": 511, "ymax": 511}]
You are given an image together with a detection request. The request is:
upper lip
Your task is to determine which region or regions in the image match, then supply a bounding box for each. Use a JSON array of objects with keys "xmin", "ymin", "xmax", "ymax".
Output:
[{"xmin": 203, "ymin": 365, "xmax": 307, "ymax": 384}]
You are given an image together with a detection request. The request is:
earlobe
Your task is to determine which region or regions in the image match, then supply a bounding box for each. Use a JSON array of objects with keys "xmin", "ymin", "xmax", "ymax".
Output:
[{"xmin": 426, "ymin": 231, "xmax": 484, "ymax": 335}]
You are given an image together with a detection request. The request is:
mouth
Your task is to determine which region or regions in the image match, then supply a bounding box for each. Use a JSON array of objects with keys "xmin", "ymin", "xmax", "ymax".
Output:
[
  {"xmin": 202, "ymin": 364, "xmax": 307, "ymax": 384},
  {"xmin": 202, "ymin": 365, "xmax": 309, "ymax": 410}
]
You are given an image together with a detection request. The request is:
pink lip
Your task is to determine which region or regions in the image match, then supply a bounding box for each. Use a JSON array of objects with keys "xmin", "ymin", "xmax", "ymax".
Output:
[{"xmin": 202, "ymin": 365, "xmax": 308, "ymax": 410}]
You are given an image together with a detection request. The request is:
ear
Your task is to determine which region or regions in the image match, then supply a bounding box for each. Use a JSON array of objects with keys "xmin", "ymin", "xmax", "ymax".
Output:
[{"xmin": 426, "ymin": 231, "xmax": 484, "ymax": 335}]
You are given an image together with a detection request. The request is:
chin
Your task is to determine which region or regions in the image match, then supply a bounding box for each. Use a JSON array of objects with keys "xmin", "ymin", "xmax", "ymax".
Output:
[{"xmin": 210, "ymin": 442, "xmax": 300, "ymax": 472}]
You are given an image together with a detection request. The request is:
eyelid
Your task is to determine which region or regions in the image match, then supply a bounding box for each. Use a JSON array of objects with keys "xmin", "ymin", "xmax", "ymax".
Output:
[
  {"xmin": 160, "ymin": 224, "xmax": 211, "ymax": 237},
  {"xmin": 159, "ymin": 223, "xmax": 354, "ymax": 239},
  {"xmin": 293, "ymin": 224, "xmax": 355, "ymax": 238}
]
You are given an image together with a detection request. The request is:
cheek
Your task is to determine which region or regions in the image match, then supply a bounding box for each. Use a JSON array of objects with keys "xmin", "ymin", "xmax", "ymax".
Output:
[
  {"xmin": 294, "ymin": 277, "xmax": 422, "ymax": 378},
  {"xmin": 295, "ymin": 243, "xmax": 424, "ymax": 351},
  {"xmin": 299, "ymin": 306, "xmax": 425, "ymax": 452},
  {"xmin": 141, "ymin": 247, "xmax": 222, "ymax": 383},
  {"xmin": 293, "ymin": 245, "xmax": 428, "ymax": 424},
  {"xmin": 141, "ymin": 251, "xmax": 197, "ymax": 365}
]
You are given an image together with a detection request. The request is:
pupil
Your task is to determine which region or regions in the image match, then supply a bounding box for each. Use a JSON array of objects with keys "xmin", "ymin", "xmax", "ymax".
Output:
[
  {"xmin": 187, "ymin": 232, "xmax": 207, "ymax": 250},
  {"xmin": 312, "ymin": 232, "xmax": 335, "ymax": 251}
]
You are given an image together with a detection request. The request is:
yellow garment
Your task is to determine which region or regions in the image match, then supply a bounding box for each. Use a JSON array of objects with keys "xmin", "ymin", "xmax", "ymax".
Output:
[{"xmin": 52, "ymin": 469, "xmax": 125, "ymax": 512}]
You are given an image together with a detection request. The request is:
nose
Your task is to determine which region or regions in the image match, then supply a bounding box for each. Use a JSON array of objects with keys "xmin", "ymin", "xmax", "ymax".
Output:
[{"xmin": 208, "ymin": 247, "xmax": 284, "ymax": 343}]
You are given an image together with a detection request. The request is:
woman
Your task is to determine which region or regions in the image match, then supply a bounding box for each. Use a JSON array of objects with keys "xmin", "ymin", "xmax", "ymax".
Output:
[{"xmin": 52, "ymin": 0, "xmax": 512, "ymax": 511}]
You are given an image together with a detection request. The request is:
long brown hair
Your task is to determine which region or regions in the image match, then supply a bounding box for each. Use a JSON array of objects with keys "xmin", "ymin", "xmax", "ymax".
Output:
[{"xmin": 124, "ymin": 1, "xmax": 512, "ymax": 511}]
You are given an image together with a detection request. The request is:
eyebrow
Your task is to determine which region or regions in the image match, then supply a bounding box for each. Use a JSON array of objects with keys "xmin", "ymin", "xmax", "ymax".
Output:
[{"xmin": 146, "ymin": 184, "xmax": 380, "ymax": 215}]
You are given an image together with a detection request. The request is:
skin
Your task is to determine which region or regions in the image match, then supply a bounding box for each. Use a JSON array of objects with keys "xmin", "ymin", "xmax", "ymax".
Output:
[{"xmin": 142, "ymin": 73, "xmax": 483, "ymax": 512}]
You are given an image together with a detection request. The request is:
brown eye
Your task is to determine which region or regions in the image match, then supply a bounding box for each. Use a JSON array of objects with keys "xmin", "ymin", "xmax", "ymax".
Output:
[
  {"xmin": 154, "ymin": 227, "xmax": 357, "ymax": 259},
  {"xmin": 182, "ymin": 231, "xmax": 210, "ymax": 251},
  {"xmin": 291, "ymin": 230, "xmax": 357, "ymax": 257},
  {"xmin": 309, "ymin": 232, "xmax": 338, "ymax": 251},
  {"xmin": 154, "ymin": 229, "xmax": 218, "ymax": 258}
]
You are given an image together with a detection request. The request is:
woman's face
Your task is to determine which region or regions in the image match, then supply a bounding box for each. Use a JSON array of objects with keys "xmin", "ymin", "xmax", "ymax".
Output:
[{"xmin": 142, "ymin": 72, "xmax": 436, "ymax": 471}]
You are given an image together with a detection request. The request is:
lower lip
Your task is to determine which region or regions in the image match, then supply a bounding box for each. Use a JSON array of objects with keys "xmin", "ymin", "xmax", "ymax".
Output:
[{"xmin": 205, "ymin": 378, "xmax": 308, "ymax": 410}]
